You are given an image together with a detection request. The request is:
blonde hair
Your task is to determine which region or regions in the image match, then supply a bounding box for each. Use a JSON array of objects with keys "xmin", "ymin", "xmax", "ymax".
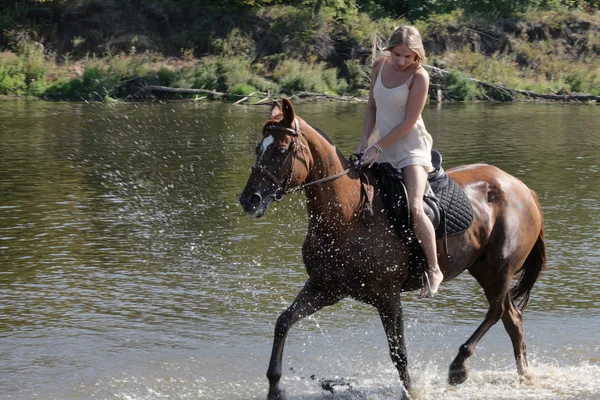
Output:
[{"xmin": 384, "ymin": 25, "xmax": 427, "ymax": 65}]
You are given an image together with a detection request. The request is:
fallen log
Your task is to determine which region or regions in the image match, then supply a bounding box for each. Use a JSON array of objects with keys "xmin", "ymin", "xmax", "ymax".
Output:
[
  {"xmin": 296, "ymin": 91, "xmax": 366, "ymax": 102},
  {"xmin": 145, "ymin": 85, "xmax": 226, "ymax": 96}
]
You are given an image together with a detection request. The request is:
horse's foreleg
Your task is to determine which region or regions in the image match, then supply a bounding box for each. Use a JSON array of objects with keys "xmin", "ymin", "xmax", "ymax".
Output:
[
  {"xmin": 377, "ymin": 294, "xmax": 411, "ymax": 400},
  {"xmin": 449, "ymin": 271, "xmax": 509, "ymax": 385},
  {"xmin": 501, "ymin": 296, "xmax": 530, "ymax": 378},
  {"xmin": 266, "ymin": 279, "xmax": 341, "ymax": 400}
]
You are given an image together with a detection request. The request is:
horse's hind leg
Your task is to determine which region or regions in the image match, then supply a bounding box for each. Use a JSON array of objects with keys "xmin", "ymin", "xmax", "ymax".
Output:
[
  {"xmin": 266, "ymin": 279, "xmax": 342, "ymax": 400},
  {"xmin": 449, "ymin": 266, "xmax": 510, "ymax": 385},
  {"xmin": 501, "ymin": 296, "xmax": 530, "ymax": 379}
]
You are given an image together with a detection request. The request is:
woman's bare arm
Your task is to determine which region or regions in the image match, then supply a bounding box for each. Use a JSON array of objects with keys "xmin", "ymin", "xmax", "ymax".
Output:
[{"xmin": 356, "ymin": 58, "xmax": 384, "ymax": 153}]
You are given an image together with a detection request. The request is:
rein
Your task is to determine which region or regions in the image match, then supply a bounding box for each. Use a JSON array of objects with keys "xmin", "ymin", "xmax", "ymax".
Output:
[
  {"xmin": 285, "ymin": 153, "xmax": 364, "ymax": 195},
  {"xmin": 284, "ymin": 167, "xmax": 352, "ymax": 195}
]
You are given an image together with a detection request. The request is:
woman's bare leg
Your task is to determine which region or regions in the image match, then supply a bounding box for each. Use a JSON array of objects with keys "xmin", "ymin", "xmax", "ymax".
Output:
[{"xmin": 402, "ymin": 165, "xmax": 444, "ymax": 297}]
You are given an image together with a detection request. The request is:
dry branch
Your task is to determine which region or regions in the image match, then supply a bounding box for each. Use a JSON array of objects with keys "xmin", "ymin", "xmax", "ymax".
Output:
[
  {"xmin": 233, "ymin": 92, "xmax": 256, "ymax": 104},
  {"xmin": 254, "ymin": 97, "xmax": 272, "ymax": 105}
]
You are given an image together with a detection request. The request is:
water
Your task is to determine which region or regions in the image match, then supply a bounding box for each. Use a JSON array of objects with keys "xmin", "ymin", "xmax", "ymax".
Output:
[{"xmin": 0, "ymin": 100, "xmax": 599, "ymax": 400}]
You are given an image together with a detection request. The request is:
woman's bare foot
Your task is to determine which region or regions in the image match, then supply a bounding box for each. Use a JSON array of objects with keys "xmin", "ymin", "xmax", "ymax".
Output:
[{"xmin": 419, "ymin": 267, "xmax": 444, "ymax": 298}]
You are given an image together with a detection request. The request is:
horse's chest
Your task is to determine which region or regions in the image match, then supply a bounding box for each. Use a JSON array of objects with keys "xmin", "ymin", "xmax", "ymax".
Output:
[
  {"xmin": 302, "ymin": 231, "xmax": 406, "ymax": 284},
  {"xmin": 303, "ymin": 240, "xmax": 351, "ymax": 269}
]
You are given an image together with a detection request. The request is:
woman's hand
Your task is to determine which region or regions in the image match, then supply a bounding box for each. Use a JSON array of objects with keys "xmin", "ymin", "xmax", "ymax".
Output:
[
  {"xmin": 354, "ymin": 140, "xmax": 367, "ymax": 155},
  {"xmin": 361, "ymin": 144, "xmax": 383, "ymax": 167}
]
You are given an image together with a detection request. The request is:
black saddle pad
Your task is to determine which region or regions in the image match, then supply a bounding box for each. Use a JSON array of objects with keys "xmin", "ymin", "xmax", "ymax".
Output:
[
  {"xmin": 434, "ymin": 176, "xmax": 474, "ymax": 237},
  {"xmin": 370, "ymin": 163, "xmax": 473, "ymax": 239}
]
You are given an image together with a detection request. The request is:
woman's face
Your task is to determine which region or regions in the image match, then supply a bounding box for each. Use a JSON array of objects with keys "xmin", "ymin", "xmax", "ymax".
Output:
[{"xmin": 390, "ymin": 44, "xmax": 417, "ymax": 71}]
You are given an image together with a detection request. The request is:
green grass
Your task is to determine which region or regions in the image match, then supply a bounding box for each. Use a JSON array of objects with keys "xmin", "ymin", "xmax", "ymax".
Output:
[{"xmin": 431, "ymin": 30, "xmax": 600, "ymax": 99}]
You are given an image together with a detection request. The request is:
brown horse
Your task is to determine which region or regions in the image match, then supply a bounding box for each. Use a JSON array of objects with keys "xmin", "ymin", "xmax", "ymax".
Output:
[{"xmin": 239, "ymin": 98, "xmax": 546, "ymax": 400}]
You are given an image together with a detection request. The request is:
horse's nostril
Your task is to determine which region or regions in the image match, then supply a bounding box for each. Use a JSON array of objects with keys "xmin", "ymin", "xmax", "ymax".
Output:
[{"xmin": 250, "ymin": 192, "xmax": 262, "ymax": 206}]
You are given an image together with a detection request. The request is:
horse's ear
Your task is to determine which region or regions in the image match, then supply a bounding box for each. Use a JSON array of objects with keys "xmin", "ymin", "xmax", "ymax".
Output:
[
  {"xmin": 281, "ymin": 98, "xmax": 295, "ymax": 125},
  {"xmin": 270, "ymin": 101, "xmax": 282, "ymax": 119}
]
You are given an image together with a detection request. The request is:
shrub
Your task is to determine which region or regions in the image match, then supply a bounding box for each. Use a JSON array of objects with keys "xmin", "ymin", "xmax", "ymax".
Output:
[
  {"xmin": 210, "ymin": 28, "xmax": 256, "ymax": 57},
  {"xmin": 344, "ymin": 58, "xmax": 370, "ymax": 93},
  {"xmin": 216, "ymin": 56, "xmax": 253, "ymax": 92},
  {"xmin": 258, "ymin": 6, "xmax": 335, "ymax": 60},
  {"xmin": 272, "ymin": 59, "xmax": 342, "ymax": 94},
  {"xmin": 229, "ymin": 83, "xmax": 257, "ymax": 100},
  {"xmin": 247, "ymin": 75, "xmax": 279, "ymax": 92},
  {"xmin": 154, "ymin": 67, "xmax": 180, "ymax": 86},
  {"xmin": 445, "ymin": 69, "xmax": 485, "ymax": 101},
  {"xmin": 190, "ymin": 58, "xmax": 220, "ymax": 90},
  {"xmin": 43, "ymin": 64, "xmax": 121, "ymax": 100},
  {"xmin": 0, "ymin": 64, "xmax": 26, "ymax": 95},
  {"xmin": 0, "ymin": 52, "xmax": 25, "ymax": 95}
]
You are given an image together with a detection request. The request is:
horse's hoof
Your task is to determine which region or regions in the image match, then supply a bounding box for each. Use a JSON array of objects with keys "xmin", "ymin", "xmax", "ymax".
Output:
[
  {"xmin": 267, "ymin": 385, "xmax": 286, "ymax": 400},
  {"xmin": 448, "ymin": 366, "xmax": 468, "ymax": 385},
  {"xmin": 519, "ymin": 372, "xmax": 535, "ymax": 385},
  {"xmin": 401, "ymin": 385, "xmax": 412, "ymax": 400}
]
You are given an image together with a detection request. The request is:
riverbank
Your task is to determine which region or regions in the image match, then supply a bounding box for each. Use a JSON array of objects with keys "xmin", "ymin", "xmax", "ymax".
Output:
[{"xmin": 1, "ymin": 4, "xmax": 599, "ymax": 103}]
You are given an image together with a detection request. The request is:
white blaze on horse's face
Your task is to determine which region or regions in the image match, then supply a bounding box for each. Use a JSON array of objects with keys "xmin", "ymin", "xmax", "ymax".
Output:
[{"xmin": 260, "ymin": 135, "xmax": 274, "ymax": 159}]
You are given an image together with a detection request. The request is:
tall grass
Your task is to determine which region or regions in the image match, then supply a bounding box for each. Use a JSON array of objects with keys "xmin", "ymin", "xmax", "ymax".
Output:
[
  {"xmin": 0, "ymin": 32, "xmax": 52, "ymax": 96},
  {"xmin": 272, "ymin": 59, "xmax": 347, "ymax": 94},
  {"xmin": 430, "ymin": 19, "xmax": 600, "ymax": 99}
]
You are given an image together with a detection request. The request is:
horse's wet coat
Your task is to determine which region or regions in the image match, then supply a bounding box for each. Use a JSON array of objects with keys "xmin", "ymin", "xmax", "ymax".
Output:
[{"xmin": 239, "ymin": 99, "xmax": 546, "ymax": 400}]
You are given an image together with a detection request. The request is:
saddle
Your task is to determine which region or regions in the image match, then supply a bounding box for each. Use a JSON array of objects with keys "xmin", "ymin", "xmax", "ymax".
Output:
[{"xmin": 370, "ymin": 150, "xmax": 474, "ymax": 241}]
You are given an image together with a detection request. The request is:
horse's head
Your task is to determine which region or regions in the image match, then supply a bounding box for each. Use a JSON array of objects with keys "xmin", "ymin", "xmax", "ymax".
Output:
[{"xmin": 239, "ymin": 98, "xmax": 311, "ymax": 217}]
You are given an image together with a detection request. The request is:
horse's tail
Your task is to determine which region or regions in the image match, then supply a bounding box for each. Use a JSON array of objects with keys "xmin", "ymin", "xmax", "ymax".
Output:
[{"xmin": 510, "ymin": 191, "xmax": 546, "ymax": 311}]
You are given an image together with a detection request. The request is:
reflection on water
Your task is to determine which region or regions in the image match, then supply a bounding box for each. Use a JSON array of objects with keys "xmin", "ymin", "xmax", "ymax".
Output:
[{"xmin": 0, "ymin": 100, "xmax": 599, "ymax": 399}]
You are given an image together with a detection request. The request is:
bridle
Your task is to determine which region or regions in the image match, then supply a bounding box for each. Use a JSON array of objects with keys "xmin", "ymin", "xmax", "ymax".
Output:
[{"xmin": 251, "ymin": 118, "xmax": 355, "ymax": 201}]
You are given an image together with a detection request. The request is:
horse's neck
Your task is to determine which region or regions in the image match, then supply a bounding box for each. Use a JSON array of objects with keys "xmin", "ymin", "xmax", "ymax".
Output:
[{"xmin": 302, "ymin": 127, "xmax": 363, "ymax": 226}]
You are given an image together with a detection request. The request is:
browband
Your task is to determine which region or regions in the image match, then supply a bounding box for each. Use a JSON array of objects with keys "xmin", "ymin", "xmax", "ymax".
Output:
[{"xmin": 264, "ymin": 118, "xmax": 300, "ymax": 136}]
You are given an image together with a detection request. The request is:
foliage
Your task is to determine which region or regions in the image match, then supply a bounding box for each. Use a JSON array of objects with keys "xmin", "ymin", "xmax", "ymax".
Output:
[
  {"xmin": 258, "ymin": 6, "xmax": 335, "ymax": 60},
  {"xmin": 0, "ymin": 59, "xmax": 27, "ymax": 95},
  {"xmin": 247, "ymin": 74, "xmax": 279, "ymax": 92},
  {"xmin": 189, "ymin": 58, "xmax": 220, "ymax": 90},
  {"xmin": 215, "ymin": 55, "xmax": 253, "ymax": 92},
  {"xmin": 0, "ymin": 0, "xmax": 599, "ymax": 101},
  {"xmin": 434, "ymin": 36, "xmax": 600, "ymax": 97},
  {"xmin": 354, "ymin": 0, "xmax": 599, "ymax": 19},
  {"xmin": 0, "ymin": 30, "xmax": 51, "ymax": 96},
  {"xmin": 444, "ymin": 69, "xmax": 485, "ymax": 101},
  {"xmin": 343, "ymin": 58, "xmax": 370, "ymax": 92},
  {"xmin": 44, "ymin": 64, "xmax": 120, "ymax": 100},
  {"xmin": 272, "ymin": 58, "xmax": 345, "ymax": 94},
  {"xmin": 229, "ymin": 82, "xmax": 257, "ymax": 100},
  {"xmin": 210, "ymin": 28, "xmax": 256, "ymax": 57}
]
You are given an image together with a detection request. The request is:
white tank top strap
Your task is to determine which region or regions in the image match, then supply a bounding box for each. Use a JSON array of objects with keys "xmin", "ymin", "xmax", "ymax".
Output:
[
  {"xmin": 377, "ymin": 58, "xmax": 386, "ymax": 77},
  {"xmin": 405, "ymin": 73, "xmax": 415, "ymax": 88}
]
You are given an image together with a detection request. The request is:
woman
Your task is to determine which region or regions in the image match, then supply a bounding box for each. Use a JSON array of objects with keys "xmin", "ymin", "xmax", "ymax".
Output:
[{"xmin": 356, "ymin": 25, "xmax": 444, "ymax": 298}]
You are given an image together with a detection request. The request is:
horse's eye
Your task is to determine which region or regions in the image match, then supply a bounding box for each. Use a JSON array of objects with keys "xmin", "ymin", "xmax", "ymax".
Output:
[{"xmin": 278, "ymin": 147, "xmax": 287, "ymax": 154}]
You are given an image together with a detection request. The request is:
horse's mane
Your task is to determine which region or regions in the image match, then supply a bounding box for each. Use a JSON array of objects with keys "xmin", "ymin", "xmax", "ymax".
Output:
[
  {"xmin": 307, "ymin": 123, "xmax": 334, "ymax": 145},
  {"xmin": 266, "ymin": 115, "xmax": 335, "ymax": 146}
]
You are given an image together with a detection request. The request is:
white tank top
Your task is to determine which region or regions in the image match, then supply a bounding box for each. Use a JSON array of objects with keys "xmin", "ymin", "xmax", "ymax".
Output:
[{"xmin": 368, "ymin": 58, "xmax": 433, "ymax": 171}]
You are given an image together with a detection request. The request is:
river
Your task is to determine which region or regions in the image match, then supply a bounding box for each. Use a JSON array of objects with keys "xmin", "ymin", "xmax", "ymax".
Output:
[{"xmin": 0, "ymin": 99, "xmax": 599, "ymax": 399}]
